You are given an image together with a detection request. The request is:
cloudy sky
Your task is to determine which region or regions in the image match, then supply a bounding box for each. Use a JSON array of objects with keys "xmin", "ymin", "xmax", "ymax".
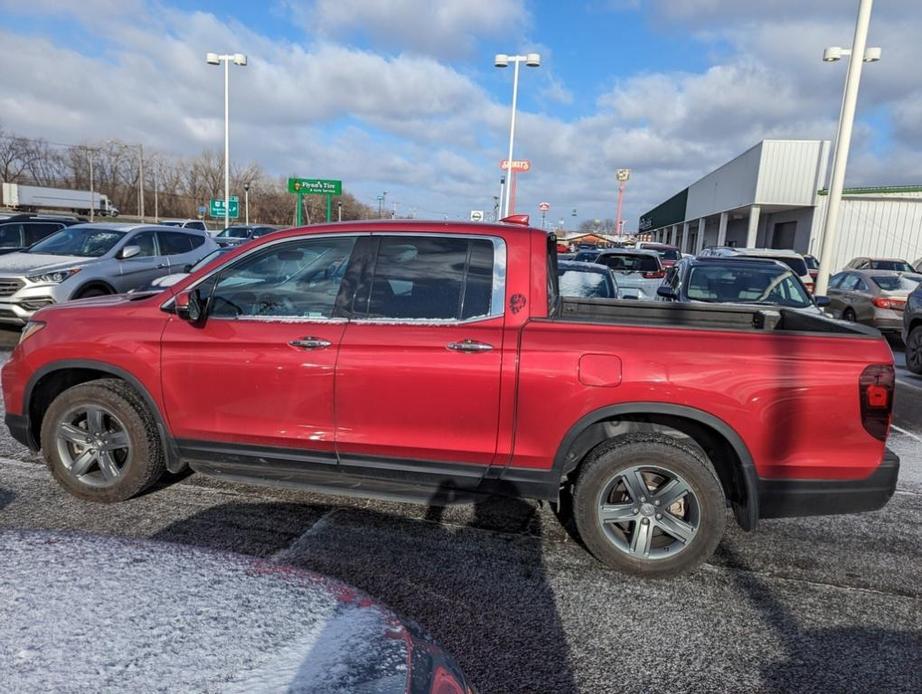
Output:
[{"xmin": 0, "ymin": 0, "xmax": 919, "ymax": 227}]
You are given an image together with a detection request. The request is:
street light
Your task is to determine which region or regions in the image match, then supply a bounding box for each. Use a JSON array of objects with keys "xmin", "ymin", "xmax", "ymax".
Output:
[
  {"xmin": 243, "ymin": 181, "xmax": 250, "ymax": 225},
  {"xmin": 206, "ymin": 51, "xmax": 248, "ymax": 229},
  {"xmin": 814, "ymin": 0, "xmax": 881, "ymax": 296},
  {"xmin": 495, "ymin": 52, "xmax": 540, "ymax": 217}
]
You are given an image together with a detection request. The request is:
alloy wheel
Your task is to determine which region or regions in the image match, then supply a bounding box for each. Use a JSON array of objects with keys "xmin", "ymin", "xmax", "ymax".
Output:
[
  {"xmin": 595, "ymin": 465, "xmax": 700, "ymax": 560},
  {"xmin": 55, "ymin": 405, "xmax": 132, "ymax": 487},
  {"xmin": 909, "ymin": 330, "xmax": 922, "ymax": 373}
]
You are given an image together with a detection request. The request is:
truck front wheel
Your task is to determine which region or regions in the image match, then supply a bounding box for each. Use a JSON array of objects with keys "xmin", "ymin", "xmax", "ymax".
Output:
[
  {"xmin": 573, "ymin": 433, "xmax": 726, "ymax": 578},
  {"xmin": 39, "ymin": 379, "xmax": 165, "ymax": 502}
]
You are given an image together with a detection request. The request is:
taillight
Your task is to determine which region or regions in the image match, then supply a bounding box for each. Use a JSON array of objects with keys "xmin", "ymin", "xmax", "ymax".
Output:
[
  {"xmin": 873, "ymin": 297, "xmax": 906, "ymax": 310},
  {"xmin": 430, "ymin": 665, "xmax": 467, "ymax": 694},
  {"xmin": 643, "ymin": 270, "xmax": 665, "ymax": 279},
  {"xmin": 859, "ymin": 364, "xmax": 894, "ymax": 441}
]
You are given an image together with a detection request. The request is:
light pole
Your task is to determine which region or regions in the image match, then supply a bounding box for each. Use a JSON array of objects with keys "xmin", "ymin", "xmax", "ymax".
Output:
[
  {"xmin": 86, "ymin": 147, "xmax": 95, "ymax": 222},
  {"xmin": 495, "ymin": 52, "xmax": 540, "ymax": 218},
  {"xmin": 206, "ymin": 51, "xmax": 247, "ymax": 230},
  {"xmin": 243, "ymin": 181, "xmax": 250, "ymax": 225},
  {"xmin": 615, "ymin": 169, "xmax": 631, "ymax": 237},
  {"xmin": 815, "ymin": 0, "xmax": 880, "ymax": 295}
]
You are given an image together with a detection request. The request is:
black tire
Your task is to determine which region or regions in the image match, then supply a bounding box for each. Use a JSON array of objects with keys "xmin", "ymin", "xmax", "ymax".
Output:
[
  {"xmin": 40, "ymin": 378, "xmax": 165, "ymax": 502},
  {"xmin": 573, "ymin": 433, "xmax": 726, "ymax": 578},
  {"xmin": 73, "ymin": 286, "xmax": 110, "ymax": 299},
  {"xmin": 907, "ymin": 326, "xmax": 922, "ymax": 375},
  {"xmin": 843, "ymin": 307, "xmax": 857, "ymax": 322}
]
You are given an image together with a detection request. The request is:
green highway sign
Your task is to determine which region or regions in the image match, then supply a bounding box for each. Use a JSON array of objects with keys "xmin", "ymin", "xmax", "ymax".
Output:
[
  {"xmin": 209, "ymin": 197, "xmax": 239, "ymax": 219},
  {"xmin": 288, "ymin": 178, "xmax": 343, "ymax": 196}
]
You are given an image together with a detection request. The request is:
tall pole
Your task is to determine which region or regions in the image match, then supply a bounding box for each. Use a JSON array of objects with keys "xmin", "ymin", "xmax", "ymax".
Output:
[
  {"xmin": 815, "ymin": 0, "xmax": 874, "ymax": 296},
  {"xmin": 337, "ymin": 201, "xmax": 342, "ymax": 222},
  {"xmin": 244, "ymin": 183, "xmax": 249, "ymax": 225},
  {"xmin": 223, "ymin": 59, "xmax": 230, "ymax": 230},
  {"xmin": 503, "ymin": 58, "xmax": 521, "ymax": 218},
  {"xmin": 615, "ymin": 180, "xmax": 626, "ymax": 236},
  {"xmin": 153, "ymin": 168, "xmax": 159, "ymax": 222},
  {"xmin": 88, "ymin": 149, "xmax": 95, "ymax": 223},
  {"xmin": 138, "ymin": 144, "xmax": 145, "ymax": 222},
  {"xmin": 498, "ymin": 178, "xmax": 505, "ymax": 220}
]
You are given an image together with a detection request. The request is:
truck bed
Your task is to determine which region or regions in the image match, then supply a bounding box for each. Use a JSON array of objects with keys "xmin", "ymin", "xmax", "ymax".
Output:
[{"xmin": 556, "ymin": 297, "xmax": 880, "ymax": 337}]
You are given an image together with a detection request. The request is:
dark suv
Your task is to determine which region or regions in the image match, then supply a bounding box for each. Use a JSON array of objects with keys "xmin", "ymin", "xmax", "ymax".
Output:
[
  {"xmin": 0, "ymin": 214, "xmax": 83, "ymax": 255},
  {"xmin": 903, "ymin": 283, "xmax": 922, "ymax": 374}
]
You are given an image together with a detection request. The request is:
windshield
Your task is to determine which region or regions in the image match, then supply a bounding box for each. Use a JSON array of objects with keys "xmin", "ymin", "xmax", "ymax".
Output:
[
  {"xmin": 871, "ymin": 275, "xmax": 918, "ymax": 291},
  {"xmin": 558, "ymin": 267, "xmax": 615, "ymax": 298},
  {"xmin": 804, "ymin": 255, "xmax": 819, "ymax": 270},
  {"xmin": 687, "ymin": 264, "xmax": 811, "ymax": 308},
  {"xmin": 28, "ymin": 227, "xmax": 125, "ymax": 257},
  {"xmin": 870, "ymin": 259, "xmax": 914, "ymax": 272},
  {"xmin": 659, "ymin": 249, "xmax": 680, "ymax": 260},
  {"xmin": 188, "ymin": 248, "xmax": 233, "ymax": 273},
  {"xmin": 217, "ymin": 226, "xmax": 251, "ymax": 239},
  {"xmin": 597, "ymin": 253, "xmax": 660, "ymax": 273},
  {"xmin": 160, "ymin": 221, "xmax": 183, "ymax": 227},
  {"xmin": 742, "ymin": 255, "xmax": 808, "ymax": 277}
]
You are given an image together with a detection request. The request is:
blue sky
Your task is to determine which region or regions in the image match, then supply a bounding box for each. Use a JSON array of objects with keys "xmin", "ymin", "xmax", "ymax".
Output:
[{"xmin": 0, "ymin": 0, "xmax": 918, "ymax": 227}]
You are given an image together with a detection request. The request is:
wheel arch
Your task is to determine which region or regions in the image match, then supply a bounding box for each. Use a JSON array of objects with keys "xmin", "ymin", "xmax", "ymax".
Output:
[
  {"xmin": 554, "ymin": 403, "xmax": 759, "ymax": 530},
  {"xmin": 24, "ymin": 360, "xmax": 181, "ymax": 473},
  {"xmin": 70, "ymin": 279, "xmax": 117, "ymax": 300}
]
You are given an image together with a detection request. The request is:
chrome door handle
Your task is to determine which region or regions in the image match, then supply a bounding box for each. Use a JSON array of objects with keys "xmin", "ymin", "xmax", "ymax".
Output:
[
  {"xmin": 290, "ymin": 336, "xmax": 332, "ymax": 350},
  {"xmin": 447, "ymin": 339, "xmax": 493, "ymax": 353}
]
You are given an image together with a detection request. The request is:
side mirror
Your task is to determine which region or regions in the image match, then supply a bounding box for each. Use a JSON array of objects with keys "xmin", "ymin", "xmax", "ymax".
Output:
[
  {"xmin": 118, "ymin": 245, "xmax": 141, "ymax": 260},
  {"xmin": 657, "ymin": 285, "xmax": 678, "ymax": 300},
  {"xmin": 814, "ymin": 295, "xmax": 831, "ymax": 308},
  {"xmin": 175, "ymin": 289, "xmax": 205, "ymax": 324}
]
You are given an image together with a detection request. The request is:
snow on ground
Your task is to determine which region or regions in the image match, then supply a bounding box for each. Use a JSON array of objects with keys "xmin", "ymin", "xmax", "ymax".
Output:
[{"xmin": 0, "ymin": 530, "xmax": 408, "ymax": 693}]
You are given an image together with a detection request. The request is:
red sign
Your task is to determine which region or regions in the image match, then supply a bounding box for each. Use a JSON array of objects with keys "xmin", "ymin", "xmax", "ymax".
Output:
[
  {"xmin": 500, "ymin": 159, "xmax": 531, "ymax": 172},
  {"xmin": 538, "ymin": 201, "xmax": 550, "ymax": 212}
]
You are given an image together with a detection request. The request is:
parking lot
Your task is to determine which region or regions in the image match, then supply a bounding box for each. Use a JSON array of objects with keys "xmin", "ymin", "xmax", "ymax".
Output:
[{"xmin": 1, "ymin": 326, "xmax": 920, "ymax": 693}]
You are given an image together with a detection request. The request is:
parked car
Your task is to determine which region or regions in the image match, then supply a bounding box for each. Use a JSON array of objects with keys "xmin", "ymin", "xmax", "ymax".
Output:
[
  {"xmin": 0, "ymin": 213, "xmax": 85, "ymax": 256},
  {"xmin": 635, "ymin": 242, "xmax": 681, "ymax": 269},
  {"xmin": 700, "ymin": 247, "xmax": 814, "ymax": 293},
  {"xmin": 136, "ymin": 246, "xmax": 236, "ymax": 292},
  {"xmin": 845, "ymin": 257, "xmax": 917, "ymax": 273},
  {"xmin": 215, "ymin": 224, "xmax": 284, "ymax": 247},
  {"xmin": 557, "ymin": 260, "xmax": 619, "ymax": 298},
  {"xmin": 903, "ymin": 282, "xmax": 922, "ymax": 374},
  {"xmin": 657, "ymin": 256, "xmax": 825, "ymax": 314},
  {"xmin": 592, "ymin": 249, "xmax": 665, "ymax": 299},
  {"xmin": 572, "ymin": 248, "xmax": 602, "ymax": 263},
  {"xmin": 2, "ymin": 219, "xmax": 898, "ymax": 578},
  {"xmin": 827, "ymin": 270, "xmax": 915, "ymax": 337},
  {"xmin": 804, "ymin": 254, "xmax": 819, "ymax": 282},
  {"xmin": 160, "ymin": 219, "xmax": 209, "ymax": 232},
  {"xmin": 0, "ymin": 223, "xmax": 218, "ymax": 324}
]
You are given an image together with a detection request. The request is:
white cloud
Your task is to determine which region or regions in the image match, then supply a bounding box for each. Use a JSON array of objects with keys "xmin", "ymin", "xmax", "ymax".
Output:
[{"xmin": 292, "ymin": 0, "xmax": 530, "ymax": 58}]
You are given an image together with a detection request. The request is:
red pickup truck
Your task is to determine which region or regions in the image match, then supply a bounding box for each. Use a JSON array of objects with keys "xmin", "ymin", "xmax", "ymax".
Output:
[{"xmin": 2, "ymin": 219, "xmax": 899, "ymax": 577}]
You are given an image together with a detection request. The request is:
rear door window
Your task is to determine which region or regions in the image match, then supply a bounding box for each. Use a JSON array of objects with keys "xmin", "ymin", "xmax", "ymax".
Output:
[
  {"xmin": 358, "ymin": 236, "xmax": 497, "ymax": 321},
  {"xmin": 157, "ymin": 231, "xmax": 194, "ymax": 255}
]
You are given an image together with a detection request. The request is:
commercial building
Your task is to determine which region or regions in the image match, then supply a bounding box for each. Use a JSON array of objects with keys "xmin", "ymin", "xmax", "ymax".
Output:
[{"xmin": 639, "ymin": 139, "xmax": 922, "ymax": 269}]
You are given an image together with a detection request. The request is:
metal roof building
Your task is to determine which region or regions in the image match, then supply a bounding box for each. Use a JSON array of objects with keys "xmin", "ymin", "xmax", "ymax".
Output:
[{"xmin": 638, "ymin": 139, "xmax": 922, "ymax": 269}]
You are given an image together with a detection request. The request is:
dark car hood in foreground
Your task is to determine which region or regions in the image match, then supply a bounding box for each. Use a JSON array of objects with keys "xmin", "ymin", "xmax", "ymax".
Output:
[{"xmin": 0, "ymin": 530, "xmax": 471, "ymax": 693}]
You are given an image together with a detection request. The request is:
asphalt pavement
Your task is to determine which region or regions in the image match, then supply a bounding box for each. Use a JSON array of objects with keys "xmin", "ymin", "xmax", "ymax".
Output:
[{"xmin": 0, "ymin": 343, "xmax": 921, "ymax": 692}]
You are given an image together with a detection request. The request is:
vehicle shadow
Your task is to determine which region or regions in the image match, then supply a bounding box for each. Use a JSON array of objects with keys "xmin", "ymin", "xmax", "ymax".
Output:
[
  {"xmin": 0, "ymin": 487, "xmax": 14, "ymax": 512},
  {"xmin": 716, "ymin": 545, "xmax": 922, "ymax": 691},
  {"xmin": 151, "ymin": 487, "xmax": 579, "ymax": 693}
]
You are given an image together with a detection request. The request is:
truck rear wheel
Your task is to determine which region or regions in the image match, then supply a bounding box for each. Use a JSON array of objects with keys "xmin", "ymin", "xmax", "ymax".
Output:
[
  {"xmin": 40, "ymin": 379, "xmax": 165, "ymax": 503},
  {"xmin": 907, "ymin": 326, "xmax": 922, "ymax": 375},
  {"xmin": 573, "ymin": 433, "xmax": 726, "ymax": 578}
]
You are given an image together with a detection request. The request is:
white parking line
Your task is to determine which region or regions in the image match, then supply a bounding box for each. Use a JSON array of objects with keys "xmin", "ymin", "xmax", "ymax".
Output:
[
  {"xmin": 892, "ymin": 424, "xmax": 922, "ymax": 443},
  {"xmin": 897, "ymin": 378, "xmax": 922, "ymax": 392}
]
